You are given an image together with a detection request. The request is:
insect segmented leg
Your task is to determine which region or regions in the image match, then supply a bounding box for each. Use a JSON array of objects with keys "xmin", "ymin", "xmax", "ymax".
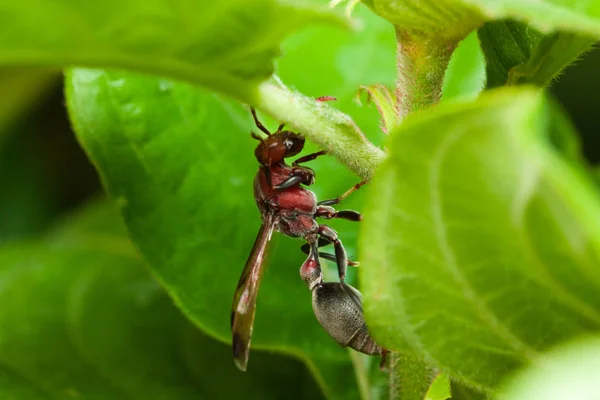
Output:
[
  {"xmin": 315, "ymin": 205, "xmax": 361, "ymax": 222},
  {"xmin": 300, "ymin": 239, "xmax": 359, "ymax": 267},
  {"xmin": 250, "ymin": 108, "xmax": 271, "ymax": 136},
  {"xmin": 317, "ymin": 225, "xmax": 348, "ymax": 283},
  {"xmin": 292, "ymin": 150, "xmax": 326, "ymax": 166},
  {"xmin": 318, "ymin": 180, "xmax": 367, "ymax": 206}
]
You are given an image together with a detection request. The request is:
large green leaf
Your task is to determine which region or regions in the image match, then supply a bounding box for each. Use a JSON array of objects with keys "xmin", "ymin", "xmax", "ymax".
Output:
[
  {"xmin": 0, "ymin": 201, "xmax": 323, "ymax": 399},
  {"xmin": 0, "ymin": 0, "xmax": 344, "ymax": 103},
  {"xmin": 359, "ymin": 87, "xmax": 600, "ymax": 393}
]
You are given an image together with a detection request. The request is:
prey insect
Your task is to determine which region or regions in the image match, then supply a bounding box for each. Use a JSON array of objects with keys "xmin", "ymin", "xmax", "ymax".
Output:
[{"xmin": 231, "ymin": 103, "xmax": 385, "ymax": 371}]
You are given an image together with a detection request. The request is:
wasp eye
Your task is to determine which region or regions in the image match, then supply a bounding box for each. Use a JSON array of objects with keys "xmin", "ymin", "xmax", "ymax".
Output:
[{"xmin": 284, "ymin": 139, "xmax": 294, "ymax": 149}]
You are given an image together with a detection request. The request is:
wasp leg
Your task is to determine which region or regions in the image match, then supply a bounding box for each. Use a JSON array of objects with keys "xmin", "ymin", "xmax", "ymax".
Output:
[
  {"xmin": 292, "ymin": 150, "xmax": 326, "ymax": 166},
  {"xmin": 317, "ymin": 225, "xmax": 348, "ymax": 283},
  {"xmin": 300, "ymin": 239, "xmax": 359, "ymax": 267},
  {"xmin": 250, "ymin": 108, "xmax": 271, "ymax": 136},
  {"xmin": 273, "ymin": 167, "xmax": 315, "ymax": 190},
  {"xmin": 315, "ymin": 205, "xmax": 361, "ymax": 222},
  {"xmin": 318, "ymin": 180, "xmax": 367, "ymax": 206}
]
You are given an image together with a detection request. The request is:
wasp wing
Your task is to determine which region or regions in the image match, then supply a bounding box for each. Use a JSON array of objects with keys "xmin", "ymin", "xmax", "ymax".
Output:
[{"xmin": 231, "ymin": 212, "xmax": 275, "ymax": 371}]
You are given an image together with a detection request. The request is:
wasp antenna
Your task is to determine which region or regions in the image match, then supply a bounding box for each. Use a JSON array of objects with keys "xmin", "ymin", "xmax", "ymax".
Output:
[
  {"xmin": 251, "ymin": 108, "xmax": 271, "ymax": 136},
  {"xmin": 251, "ymin": 131, "xmax": 263, "ymax": 141},
  {"xmin": 276, "ymin": 123, "xmax": 285, "ymax": 133}
]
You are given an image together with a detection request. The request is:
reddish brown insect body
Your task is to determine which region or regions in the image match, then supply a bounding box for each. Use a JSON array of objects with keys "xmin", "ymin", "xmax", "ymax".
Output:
[{"xmin": 231, "ymin": 105, "xmax": 385, "ymax": 372}]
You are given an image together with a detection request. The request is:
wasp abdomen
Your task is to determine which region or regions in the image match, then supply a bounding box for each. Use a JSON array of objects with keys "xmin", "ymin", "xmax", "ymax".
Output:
[{"xmin": 312, "ymin": 282, "xmax": 382, "ymax": 356}]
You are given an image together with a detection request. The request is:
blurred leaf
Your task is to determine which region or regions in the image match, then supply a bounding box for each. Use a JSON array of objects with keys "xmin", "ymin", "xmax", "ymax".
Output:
[
  {"xmin": 442, "ymin": 32, "xmax": 485, "ymax": 102},
  {"xmin": 360, "ymin": 87, "xmax": 600, "ymax": 393},
  {"xmin": 478, "ymin": 20, "xmax": 594, "ymax": 87},
  {"xmin": 66, "ymin": 69, "xmax": 361, "ymax": 399},
  {"xmin": 0, "ymin": 0, "xmax": 345, "ymax": 103},
  {"xmin": 499, "ymin": 337, "xmax": 600, "ymax": 400},
  {"xmin": 0, "ymin": 201, "xmax": 324, "ymax": 399}
]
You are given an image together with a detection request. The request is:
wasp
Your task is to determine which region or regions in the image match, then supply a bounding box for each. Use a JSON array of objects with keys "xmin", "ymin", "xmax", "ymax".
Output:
[{"xmin": 231, "ymin": 103, "xmax": 385, "ymax": 371}]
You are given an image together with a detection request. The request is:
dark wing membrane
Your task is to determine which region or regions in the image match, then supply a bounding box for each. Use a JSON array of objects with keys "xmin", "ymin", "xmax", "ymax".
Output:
[
  {"xmin": 231, "ymin": 213, "xmax": 275, "ymax": 371},
  {"xmin": 342, "ymin": 283, "xmax": 364, "ymax": 313}
]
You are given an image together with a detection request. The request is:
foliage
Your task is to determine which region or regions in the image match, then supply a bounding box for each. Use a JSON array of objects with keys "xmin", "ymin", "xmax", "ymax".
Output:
[{"xmin": 0, "ymin": 0, "xmax": 600, "ymax": 399}]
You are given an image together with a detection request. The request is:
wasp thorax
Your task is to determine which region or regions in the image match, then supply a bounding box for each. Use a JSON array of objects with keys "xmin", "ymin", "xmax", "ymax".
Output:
[{"xmin": 312, "ymin": 282, "xmax": 382, "ymax": 356}]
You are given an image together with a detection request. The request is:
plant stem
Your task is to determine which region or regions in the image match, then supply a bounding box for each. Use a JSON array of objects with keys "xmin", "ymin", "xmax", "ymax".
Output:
[
  {"xmin": 256, "ymin": 79, "xmax": 386, "ymax": 181},
  {"xmin": 395, "ymin": 29, "xmax": 457, "ymax": 118}
]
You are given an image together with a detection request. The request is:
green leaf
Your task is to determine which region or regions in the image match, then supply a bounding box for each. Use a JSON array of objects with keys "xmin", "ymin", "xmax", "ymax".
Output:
[
  {"xmin": 441, "ymin": 32, "xmax": 486, "ymax": 102},
  {"xmin": 359, "ymin": 87, "xmax": 600, "ymax": 393},
  {"xmin": 0, "ymin": 0, "xmax": 345, "ymax": 103},
  {"xmin": 66, "ymin": 69, "xmax": 362, "ymax": 400},
  {"xmin": 0, "ymin": 201, "xmax": 324, "ymax": 399},
  {"xmin": 478, "ymin": 20, "xmax": 594, "ymax": 87},
  {"xmin": 499, "ymin": 337, "xmax": 600, "ymax": 400}
]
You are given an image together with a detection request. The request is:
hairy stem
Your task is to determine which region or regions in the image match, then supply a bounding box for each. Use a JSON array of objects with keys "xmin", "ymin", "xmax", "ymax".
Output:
[
  {"xmin": 395, "ymin": 30, "xmax": 457, "ymax": 118},
  {"xmin": 256, "ymin": 79, "xmax": 386, "ymax": 181}
]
